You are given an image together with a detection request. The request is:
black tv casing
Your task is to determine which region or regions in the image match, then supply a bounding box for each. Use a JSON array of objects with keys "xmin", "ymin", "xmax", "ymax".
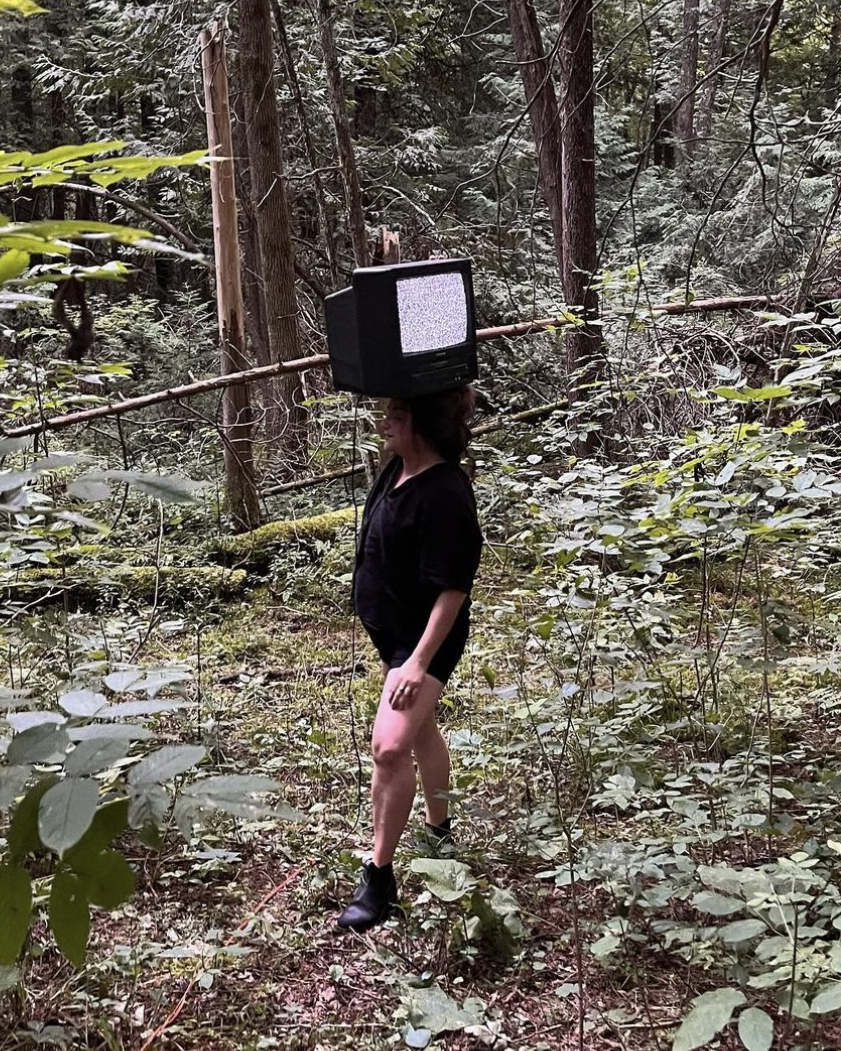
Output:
[{"xmin": 324, "ymin": 257, "xmax": 477, "ymax": 398}]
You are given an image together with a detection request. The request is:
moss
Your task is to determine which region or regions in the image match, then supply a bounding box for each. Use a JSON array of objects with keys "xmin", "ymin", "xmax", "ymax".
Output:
[
  {"xmin": 213, "ymin": 507, "xmax": 356, "ymax": 563},
  {"xmin": 52, "ymin": 543, "xmax": 204, "ymax": 568},
  {"xmin": 6, "ymin": 565, "xmax": 247, "ymax": 606}
]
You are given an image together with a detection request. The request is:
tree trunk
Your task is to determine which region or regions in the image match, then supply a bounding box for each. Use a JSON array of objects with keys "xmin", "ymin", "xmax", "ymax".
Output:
[
  {"xmin": 507, "ymin": 0, "xmax": 564, "ymax": 279},
  {"xmin": 559, "ymin": 0, "xmax": 601, "ymax": 415},
  {"xmin": 696, "ymin": 0, "xmax": 731, "ymax": 144},
  {"xmin": 316, "ymin": 0, "xmax": 370, "ymax": 268},
  {"xmin": 271, "ymin": 0, "xmax": 341, "ymax": 289},
  {"xmin": 238, "ymin": 0, "xmax": 306, "ymax": 470},
  {"xmin": 229, "ymin": 67, "xmax": 270, "ymax": 369},
  {"xmin": 676, "ymin": 0, "xmax": 700, "ymax": 160},
  {"xmin": 200, "ymin": 21, "xmax": 262, "ymax": 533}
]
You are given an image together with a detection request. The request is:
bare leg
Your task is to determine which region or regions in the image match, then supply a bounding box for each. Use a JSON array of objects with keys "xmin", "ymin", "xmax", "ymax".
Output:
[
  {"xmin": 413, "ymin": 710, "xmax": 450, "ymax": 826},
  {"xmin": 371, "ymin": 668, "xmax": 443, "ymax": 866}
]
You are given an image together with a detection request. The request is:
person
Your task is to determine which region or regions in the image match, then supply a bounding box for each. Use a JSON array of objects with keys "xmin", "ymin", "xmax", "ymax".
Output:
[{"xmin": 337, "ymin": 385, "xmax": 483, "ymax": 933}]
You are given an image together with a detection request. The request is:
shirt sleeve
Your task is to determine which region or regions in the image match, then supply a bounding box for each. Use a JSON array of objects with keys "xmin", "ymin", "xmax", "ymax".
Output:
[{"xmin": 417, "ymin": 476, "xmax": 482, "ymax": 594}]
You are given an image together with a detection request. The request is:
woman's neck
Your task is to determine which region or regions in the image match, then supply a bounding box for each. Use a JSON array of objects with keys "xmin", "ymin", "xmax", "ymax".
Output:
[{"xmin": 399, "ymin": 444, "xmax": 443, "ymax": 478}]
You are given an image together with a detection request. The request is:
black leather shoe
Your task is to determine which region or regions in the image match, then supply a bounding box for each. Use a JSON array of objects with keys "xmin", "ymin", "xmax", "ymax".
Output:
[{"xmin": 337, "ymin": 861, "xmax": 398, "ymax": 932}]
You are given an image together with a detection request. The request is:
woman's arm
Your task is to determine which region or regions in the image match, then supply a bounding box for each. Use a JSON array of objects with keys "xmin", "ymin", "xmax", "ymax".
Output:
[{"xmin": 386, "ymin": 589, "xmax": 467, "ymax": 709}]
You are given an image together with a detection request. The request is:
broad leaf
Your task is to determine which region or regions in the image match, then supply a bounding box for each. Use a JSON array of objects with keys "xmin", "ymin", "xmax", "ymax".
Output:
[
  {"xmin": 811, "ymin": 983, "xmax": 841, "ymax": 1014},
  {"xmin": 64, "ymin": 798, "xmax": 129, "ymax": 862},
  {"xmin": 94, "ymin": 470, "xmax": 205, "ymax": 504},
  {"xmin": 692, "ymin": 891, "xmax": 743, "ymax": 916},
  {"xmin": 67, "ymin": 723, "xmax": 153, "ymax": 742},
  {"xmin": 7, "ymin": 723, "xmax": 68, "ymax": 764},
  {"xmin": 0, "ymin": 866, "xmax": 32, "ymax": 965},
  {"xmin": 128, "ymin": 784, "xmax": 169, "ymax": 830},
  {"xmin": 39, "ymin": 778, "xmax": 100, "ymax": 854},
  {"xmin": 7, "ymin": 776, "xmax": 59, "ymax": 859},
  {"xmin": 49, "ymin": 871, "xmax": 90, "ymax": 967},
  {"xmin": 719, "ymin": 919, "xmax": 765, "ymax": 943},
  {"xmin": 59, "ymin": 690, "xmax": 108, "ymax": 717},
  {"xmin": 0, "ymin": 765, "xmax": 31, "ymax": 809},
  {"xmin": 672, "ymin": 989, "xmax": 747, "ymax": 1051},
  {"xmin": 737, "ymin": 1008, "xmax": 773, "ymax": 1051},
  {"xmin": 65, "ymin": 737, "xmax": 129, "ymax": 776},
  {"xmin": 6, "ymin": 710, "xmax": 66, "ymax": 733},
  {"xmin": 401, "ymin": 983, "xmax": 485, "ymax": 1035},
  {"xmin": 127, "ymin": 745, "xmax": 205, "ymax": 786},
  {"xmin": 410, "ymin": 859, "xmax": 477, "ymax": 902},
  {"xmin": 72, "ymin": 849, "xmax": 135, "ymax": 909},
  {"xmin": 0, "ymin": 0, "xmax": 47, "ymax": 15}
]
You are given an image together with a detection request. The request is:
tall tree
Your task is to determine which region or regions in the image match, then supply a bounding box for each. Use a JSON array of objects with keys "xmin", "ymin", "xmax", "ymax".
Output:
[
  {"xmin": 317, "ymin": 0, "xmax": 370, "ymax": 268},
  {"xmin": 676, "ymin": 0, "xmax": 701, "ymax": 160},
  {"xmin": 696, "ymin": 0, "xmax": 731, "ymax": 145},
  {"xmin": 238, "ymin": 0, "xmax": 305, "ymax": 467},
  {"xmin": 559, "ymin": 0, "xmax": 600, "ymax": 403},
  {"xmin": 507, "ymin": 0, "xmax": 564, "ymax": 279},
  {"xmin": 201, "ymin": 21, "xmax": 261, "ymax": 532}
]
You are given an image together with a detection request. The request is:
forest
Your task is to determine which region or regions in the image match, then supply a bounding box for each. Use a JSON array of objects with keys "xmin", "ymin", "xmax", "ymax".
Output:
[{"xmin": 1, "ymin": 0, "xmax": 841, "ymax": 1048}]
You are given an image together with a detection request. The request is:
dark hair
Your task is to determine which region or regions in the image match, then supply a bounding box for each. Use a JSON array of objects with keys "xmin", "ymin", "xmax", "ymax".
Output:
[{"xmin": 404, "ymin": 385, "xmax": 476, "ymax": 462}]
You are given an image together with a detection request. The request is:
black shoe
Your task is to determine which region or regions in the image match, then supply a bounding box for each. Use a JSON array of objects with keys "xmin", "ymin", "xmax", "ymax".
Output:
[
  {"xmin": 337, "ymin": 861, "xmax": 398, "ymax": 932},
  {"xmin": 424, "ymin": 817, "xmax": 453, "ymax": 845}
]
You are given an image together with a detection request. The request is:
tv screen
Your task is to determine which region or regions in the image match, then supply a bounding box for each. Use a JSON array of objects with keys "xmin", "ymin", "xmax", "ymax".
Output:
[
  {"xmin": 396, "ymin": 272, "xmax": 469, "ymax": 356},
  {"xmin": 324, "ymin": 257, "xmax": 477, "ymax": 397}
]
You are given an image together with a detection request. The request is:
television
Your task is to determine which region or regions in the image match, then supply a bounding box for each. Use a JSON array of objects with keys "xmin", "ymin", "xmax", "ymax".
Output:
[{"xmin": 324, "ymin": 257, "xmax": 477, "ymax": 398}]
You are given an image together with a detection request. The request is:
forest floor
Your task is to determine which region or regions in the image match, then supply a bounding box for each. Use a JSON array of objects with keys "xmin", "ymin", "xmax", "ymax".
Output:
[{"xmin": 3, "ymin": 530, "xmax": 841, "ymax": 1051}]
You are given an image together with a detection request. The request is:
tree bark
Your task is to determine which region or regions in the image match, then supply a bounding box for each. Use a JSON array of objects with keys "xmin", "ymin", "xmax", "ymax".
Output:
[
  {"xmin": 676, "ymin": 0, "xmax": 701, "ymax": 160},
  {"xmin": 696, "ymin": 0, "xmax": 731, "ymax": 144},
  {"xmin": 271, "ymin": 0, "xmax": 341, "ymax": 289},
  {"xmin": 559, "ymin": 0, "xmax": 601, "ymax": 426},
  {"xmin": 316, "ymin": 0, "xmax": 370, "ymax": 268},
  {"xmin": 238, "ymin": 0, "xmax": 306, "ymax": 469},
  {"xmin": 200, "ymin": 21, "xmax": 261, "ymax": 533},
  {"xmin": 507, "ymin": 0, "xmax": 564, "ymax": 279}
]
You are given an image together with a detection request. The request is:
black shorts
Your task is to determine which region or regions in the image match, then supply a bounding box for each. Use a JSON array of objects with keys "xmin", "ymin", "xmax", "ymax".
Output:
[{"xmin": 363, "ymin": 621, "xmax": 469, "ymax": 687}]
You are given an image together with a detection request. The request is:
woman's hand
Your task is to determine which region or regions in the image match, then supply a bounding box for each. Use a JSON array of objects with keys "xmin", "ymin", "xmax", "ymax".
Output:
[{"xmin": 387, "ymin": 656, "xmax": 427, "ymax": 709}]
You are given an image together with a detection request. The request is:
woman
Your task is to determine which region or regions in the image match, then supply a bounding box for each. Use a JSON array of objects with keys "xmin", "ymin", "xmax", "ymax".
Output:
[{"xmin": 337, "ymin": 385, "xmax": 483, "ymax": 933}]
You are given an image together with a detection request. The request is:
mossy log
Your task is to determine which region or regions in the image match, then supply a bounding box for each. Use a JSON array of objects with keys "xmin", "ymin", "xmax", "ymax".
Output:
[
  {"xmin": 212, "ymin": 507, "xmax": 356, "ymax": 565},
  {"xmin": 5, "ymin": 565, "xmax": 247, "ymax": 608}
]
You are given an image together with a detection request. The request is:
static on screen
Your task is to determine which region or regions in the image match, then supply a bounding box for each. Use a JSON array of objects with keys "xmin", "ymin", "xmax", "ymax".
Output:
[{"xmin": 396, "ymin": 272, "xmax": 468, "ymax": 356}]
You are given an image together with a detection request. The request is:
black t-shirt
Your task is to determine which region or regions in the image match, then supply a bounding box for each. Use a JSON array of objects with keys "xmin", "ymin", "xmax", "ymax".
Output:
[{"xmin": 353, "ymin": 457, "xmax": 483, "ymax": 643}]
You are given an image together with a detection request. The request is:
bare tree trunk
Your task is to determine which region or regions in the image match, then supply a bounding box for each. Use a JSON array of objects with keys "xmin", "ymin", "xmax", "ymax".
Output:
[
  {"xmin": 676, "ymin": 0, "xmax": 701, "ymax": 160},
  {"xmin": 238, "ymin": 0, "xmax": 306, "ymax": 470},
  {"xmin": 316, "ymin": 0, "xmax": 370, "ymax": 268},
  {"xmin": 271, "ymin": 0, "xmax": 341, "ymax": 289},
  {"xmin": 559, "ymin": 0, "xmax": 601, "ymax": 413},
  {"xmin": 507, "ymin": 0, "xmax": 564, "ymax": 279},
  {"xmin": 200, "ymin": 21, "xmax": 261, "ymax": 532},
  {"xmin": 696, "ymin": 0, "xmax": 731, "ymax": 144},
  {"xmin": 230, "ymin": 56, "xmax": 270, "ymax": 367}
]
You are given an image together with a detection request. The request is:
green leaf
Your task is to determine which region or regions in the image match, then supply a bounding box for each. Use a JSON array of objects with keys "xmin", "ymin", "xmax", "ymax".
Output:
[
  {"xmin": 127, "ymin": 744, "xmax": 205, "ymax": 786},
  {"xmin": 410, "ymin": 859, "xmax": 477, "ymax": 902},
  {"xmin": 65, "ymin": 737, "xmax": 129, "ymax": 776},
  {"xmin": 72, "ymin": 849, "xmax": 135, "ymax": 909},
  {"xmin": 0, "ymin": 0, "xmax": 48, "ymax": 15},
  {"xmin": 95, "ymin": 470, "xmax": 206, "ymax": 504},
  {"xmin": 720, "ymin": 919, "xmax": 766, "ymax": 943},
  {"xmin": 0, "ymin": 866, "xmax": 32, "ymax": 965},
  {"xmin": 0, "ymin": 249, "xmax": 29, "ymax": 282},
  {"xmin": 7, "ymin": 723, "xmax": 69, "ymax": 764},
  {"xmin": 672, "ymin": 989, "xmax": 747, "ymax": 1051},
  {"xmin": 67, "ymin": 478, "xmax": 112, "ymax": 501},
  {"xmin": 58, "ymin": 689, "xmax": 108, "ymax": 717},
  {"xmin": 404, "ymin": 1025, "xmax": 432, "ymax": 1049},
  {"xmin": 401, "ymin": 983, "xmax": 485, "ymax": 1036},
  {"xmin": 7, "ymin": 777, "xmax": 59, "ymax": 859},
  {"xmin": 692, "ymin": 890, "xmax": 743, "ymax": 916},
  {"xmin": 0, "ymin": 965, "xmax": 20, "ymax": 992},
  {"xmin": 810, "ymin": 983, "xmax": 841, "ymax": 1014},
  {"xmin": 128, "ymin": 784, "xmax": 169, "ymax": 830},
  {"xmin": 737, "ymin": 1008, "xmax": 774, "ymax": 1051},
  {"xmin": 64, "ymin": 798, "xmax": 129, "ymax": 862},
  {"xmin": 0, "ymin": 765, "xmax": 31, "ymax": 810},
  {"xmin": 712, "ymin": 385, "xmax": 792, "ymax": 402},
  {"xmin": 49, "ymin": 871, "xmax": 90, "ymax": 967},
  {"xmin": 38, "ymin": 778, "xmax": 100, "ymax": 854}
]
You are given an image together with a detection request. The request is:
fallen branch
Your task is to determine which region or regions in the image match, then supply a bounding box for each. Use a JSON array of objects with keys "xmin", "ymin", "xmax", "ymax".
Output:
[{"xmin": 4, "ymin": 293, "xmax": 818, "ymax": 440}]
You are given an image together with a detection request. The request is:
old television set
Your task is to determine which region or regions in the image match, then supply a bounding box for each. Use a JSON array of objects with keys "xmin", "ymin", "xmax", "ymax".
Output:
[{"xmin": 324, "ymin": 257, "xmax": 477, "ymax": 398}]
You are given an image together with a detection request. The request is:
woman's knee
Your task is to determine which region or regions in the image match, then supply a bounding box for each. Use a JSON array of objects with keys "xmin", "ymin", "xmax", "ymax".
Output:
[{"xmin": 372, "ymin": 736, "xmax": 412, "ymax": 770}]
